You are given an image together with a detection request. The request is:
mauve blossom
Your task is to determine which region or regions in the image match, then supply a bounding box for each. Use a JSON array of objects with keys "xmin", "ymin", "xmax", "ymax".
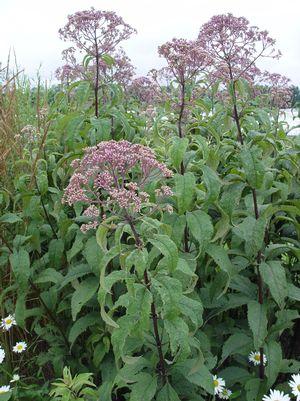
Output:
[
  {"xmin": 255, "ymin": 71, "xmax": 293, "ymax": 108},
  {"xmin": 59, "ymin": 8, "xmax": 136, "ymax": 57},
  {"xmin": 158, "ymin": 38, "xmax": 209, "ymax": 84},
  {"xmin": 198, "ymin": 13, "xmax": 280, "ymax": 83},
  {"xmin": 128, "ymin": 76, "xmax": 160, "ymax": 104},
  {"xmin": 63, "ymin": 140, "xmax": 173, "ymax": 224}
]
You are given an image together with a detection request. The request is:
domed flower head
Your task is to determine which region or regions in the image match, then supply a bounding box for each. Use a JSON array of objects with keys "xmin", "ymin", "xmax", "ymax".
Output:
[
  {"xmin": 198, "ymin": 13, "xmax": 280, "ymax": 83},
  {"xmin": 63, "ymin": 140, "xmax": 173, "ymax": 231},
  {"xmin": 248, "ymin": 351, "xmax": 267, "ymax": 366},
  {"xmin": 1, "ymin": 314, "xmax": 16, "ymax": 331},
  {"xmin": 59, "ymin": 8, "xmax": 136, "ymax": 57},
  {"xmin": 0, "ymin": 385, "xmax": 10, "ymax": 394},
  {"xmin": 289, "ymin": 374, "xmax": 300, "ymax": 400},
  {"xmin": 262, "ymin": 389, "xmax": 290, "ymax": 401},
  {"xmin": 0, "ymin": 347, "xmax": 5, "ymax": 364},
  {"xmin": 212, "ymin": 375, "xmax": 225, "ymax": 395},
  {"xmin": 13, "ymin": 341, "xmax": 27, "ymax": 353},
  {"xmin": 158, "ymin": 38, "xmax": 209, "ymax": 83}
]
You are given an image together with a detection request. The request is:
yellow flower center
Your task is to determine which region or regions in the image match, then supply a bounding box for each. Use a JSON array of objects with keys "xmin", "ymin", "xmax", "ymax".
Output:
[
  {"xmin": 297, "ymin": 384, "xmax": 300, "ymax": 391},
  {"xmin": 213, "ymin": 380, "xmax": 219, "ymax": 387},
  {"xmin": 6, "ymin": 319, "xmax": 12, "ymax": 325},
  {"xmin": 17, "ymin": 345, "xmax": 23, "ymax": 350},
  {"xmin": 254, "ymin": 354, "xmax": 260, "ymax": 361}
]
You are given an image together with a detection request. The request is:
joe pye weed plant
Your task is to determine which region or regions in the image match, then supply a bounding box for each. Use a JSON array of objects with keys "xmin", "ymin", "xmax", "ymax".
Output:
[{"xmin": 0, "ymin": 7, "xmax": 299, "ymax": 401}]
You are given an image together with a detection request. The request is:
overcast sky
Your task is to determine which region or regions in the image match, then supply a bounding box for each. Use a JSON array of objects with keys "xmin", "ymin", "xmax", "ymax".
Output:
[{"xmin": 1, "ymin": 0, "xmax": 299, "ymax": 85}]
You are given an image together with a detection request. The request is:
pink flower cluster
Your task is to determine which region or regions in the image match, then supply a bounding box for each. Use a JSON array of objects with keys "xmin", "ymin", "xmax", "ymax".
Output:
[
  {"xmin": 59, "ymin": 8, "xmax": 136, "ymax": 57},
  {"xmin": 198, "ymin": 13, "xmax": 281, "ymax": 83},
  {"xmin": 63, "ymin": 140, "xmax": 173, "ymax": 230},
  {"xmin": 158, "ymin": 38, "xmax": 209, "ymax": 83},
  {"xmin": 128, "ymin": 76, "xmax": 160, "ymax": 104},
  {"xmin": 255, "ymin": 72, "xmax": 293, "ymax": 108}
]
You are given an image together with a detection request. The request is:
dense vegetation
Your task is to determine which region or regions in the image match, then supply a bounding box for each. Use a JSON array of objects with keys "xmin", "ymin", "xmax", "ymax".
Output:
[{"xmin": 0, "ymin": 9, "xmax": 299, "ymax": 401}]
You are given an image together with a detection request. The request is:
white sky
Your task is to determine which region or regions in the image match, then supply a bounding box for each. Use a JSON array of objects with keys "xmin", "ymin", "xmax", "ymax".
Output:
[{"xmin": 1, "ymin": 0, "xmax": 299, "ymax": 85}]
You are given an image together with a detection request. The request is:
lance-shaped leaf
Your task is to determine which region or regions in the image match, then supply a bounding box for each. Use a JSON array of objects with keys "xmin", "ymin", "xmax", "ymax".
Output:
[
  {"xmin": 265, "ymin": 340, "xmax": 282, "ymax": 387},
  {"xmin": 186, "ymin": 210, "xmax": 213, "ymax": 251},
  {"xmin": 174, "ymin": 172, "xmax": 195, "ymax": 214},
  {"xmin": 202, "ymin": 165, "xmax": 221, "ymax": 205},
  {"xmin": 130, "ymin": 373, "xmax": 157, "ymax": 401},
  {"xmin": 247, "ymin": 301, "xmax": 268, "ymax": 348},
  {"xmin": 169, "ymin": 137, "xmax": 189, "ymax": 172},
  {"xmin": 9, "ymin": 248, "xmax": 30, "ymax": 290},
  {"xmin": 71, "ymin": 276, "xmax": 99, "ymax": 321},
  {"xmin": 149, "ymin": 234, "xmax": 178, "ymax": 272},
  {"xmin": 260, "ymin": 261, "xmax": 287, "ymax": 309},
  {"xmin": 240, "ymin": 146, "xmax": 265, "ymax": 189}
]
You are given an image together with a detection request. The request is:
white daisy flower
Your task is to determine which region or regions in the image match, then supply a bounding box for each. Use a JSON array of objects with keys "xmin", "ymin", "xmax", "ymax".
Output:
[
  {"xmin": 219, "ymin": 388, "xmax": 232, "ymax": 399},
  {"xmin": 262, "ymin": 389, "xmax": 290, "ymax": 401},
  {"xmin": 0, "ymin": 385, "xmax": 10, "ymax": 394},
  {"xmin": 289, "ymin": 374, "xmax": 300, "ymax": 399},
  {"xmin": 10, "ymin": 374, "xmax": 20, "ymax": 383},
  {"xmin": 248, "ymin": 351, "xmax": 267, "ymax": 366},
  {"xmin": 1, "ymin": 314, "xmax": 16, "ymax": 331},
  {"xmin": 13, "ymin": 341, "xmax": 27, "ymax": 353},
  {"xmin": 213, "ymin": 375, "xmax": 225, "ymax": 395},
  {"xmin": 0, "ymin": 347, "xmax": 5, "ymax": 364}
]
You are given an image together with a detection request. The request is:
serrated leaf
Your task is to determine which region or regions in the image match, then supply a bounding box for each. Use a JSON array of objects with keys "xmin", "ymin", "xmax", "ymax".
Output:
[
  {"xmin": 0, "ymin": 213, "xmax": 22, "ymax": 224},
  {"xmin": 69, "ymin": 312, "xmax": 99, "ymax": 347},
  {"xmin": 202, "ymin": 165, "xmax": 221, "ymax": 205},
  {"xmin": 240, "ymin": 146, "xmax": 265, "ymax": 189},
  {"xmin": 186, "ymin": 210, "xmax": 213, "ymax": 251},
  {"xmin": 247, "ymin": 301, "xmax": 268, "ymax": 349},
  {"xmin": 265, "ymin": 340, "xmax": 282, "ymax": 387},
  {"xmin": 157, "ymin": 383, "xmax": 180, "ymax": 401},
  {"xmin": 174, "ymin": 172, "xmax": 195, "ymax": 214},
  {"xmin": 220, "ymin": 333, "xmax": 252, "ymax": 365},
  {"xmin": 71, "ymin": 276, "xmax": 99, "ymax": 321},
  {"xmin": 129, "ymin": 373, "xmax": 157, "ymax": 401},
  {"xmin": 169, "ymin": 137, "xmax": 189, "ymax": 172},
  {"xmin": 260, "ymin": 261, "xmax": 287, "ymax": 309},
  {"xmin": 149, "ymin": 234, "xmax": 178, "ymax": 272}
]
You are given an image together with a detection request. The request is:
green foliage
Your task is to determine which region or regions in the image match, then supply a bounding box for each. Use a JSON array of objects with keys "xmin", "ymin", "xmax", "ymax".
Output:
[{"xmin": 0, "ymin": 49, "xmax": 299, "ymax": 401}]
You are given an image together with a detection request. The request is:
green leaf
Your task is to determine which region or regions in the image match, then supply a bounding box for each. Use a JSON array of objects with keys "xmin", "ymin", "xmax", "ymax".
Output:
[
  {"xmin": 0, "ymin": 213, "xmax": 22, "ymax": 224},
  {"xmin": 157, "ymin": 383, "xmax": 180, "ymax": 401},
  {"xmin": 69, "ymin": 312, "xmax": 99, "ymax": 347},
  {"xmin": 99, "ymin": 246, "xmax": 121, "ymax": 293},
  {"xmin": 169, "ymin": 137, "xmax": 189, "ymax": 172},
  {"xmin": 165, "ymin": 316, "xmax": 190, "ymax": 356},
  {"xmin": 260, "ymin": 261, "xmax": 287, "ymax": 309},
  {"xmin": 48, "ymin": 239, "xmax": 64, "ymax": 269},
  {"xmin": 149, "ymin": 234, "xmax": 178, "ymax": 272},
  {"xmin": 71, "ymin": 276, "xmax": 99, "ymax": 321},
  {"xmin": 220, "ymin": 333, "xmax": 252, "ymax": 365},
  {"xmin": 247, "ymin": 301, "xmax": 268, "ymax": 349},
  {"xmin": 186, "ymin": 210, "xmax": 213, "ymax": 251},
  {"xmin": 288, "ymin": 283, "xmax": 300, "ymax": 301},
  {"xmin": 233, "ymin": 216, "xmax": 267, "ymax": 257},
  {"xmin": 202, "ymin": 165, "xmax": 221, "ymax": 205},
  {"xmin": 206, "ymin": 244, "xmax": 234, "ymax": 277},
  {"xmin": 265, "ymin": 340, "xmax": 282, "ymax": 387},
  {"xmin": 240, "ymin": 146, "xmax": 265, "ymax": 189},
  {"xmin": 129, "ymin": 373, "xmax": 157, "ymax": 401},
  {"xmin": 178, "ymin": 360, "xmax": 214, "ymax": 395},
  {"xmin": 9, "ymin": 249, "xmax": 30, "ymax": 290},
  {"xmin": 245, "ymin": 378, "xmax": 266, "ymax": 401},
  {"xmin": 34, "ymin": 268, "xmax": 63, "ymax": 284},
  {"xmin": 174, "ymin": 172, "xmax": 195, "ymax": 214}
]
